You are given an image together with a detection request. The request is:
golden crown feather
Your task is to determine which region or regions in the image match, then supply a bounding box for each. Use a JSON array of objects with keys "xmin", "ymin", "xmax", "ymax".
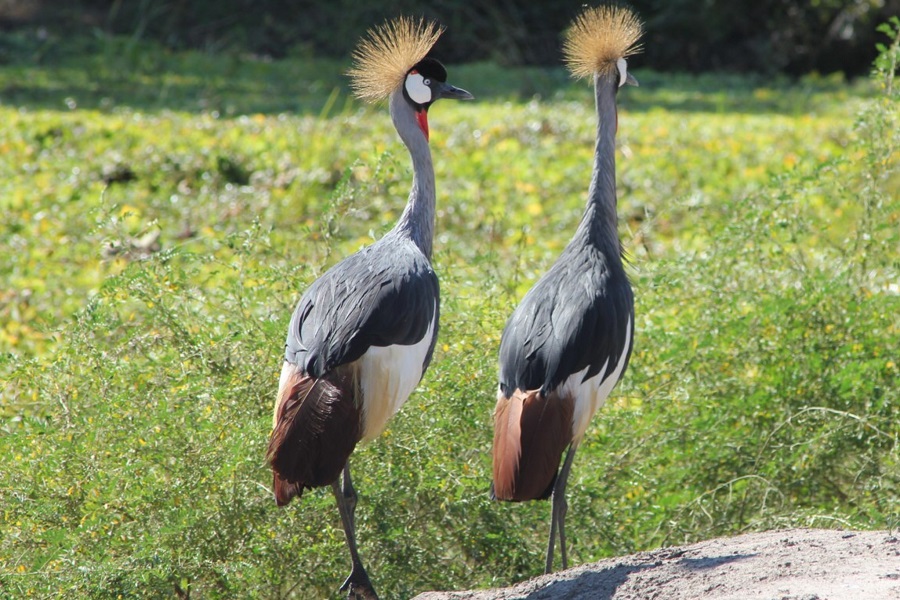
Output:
[
  {"xmin": 348, "ymin": 16, "xmax": 445, "ymax": 103},
  {"xmin": 563, "ymin": 5, "xmax": 644, "ymax": 79}
]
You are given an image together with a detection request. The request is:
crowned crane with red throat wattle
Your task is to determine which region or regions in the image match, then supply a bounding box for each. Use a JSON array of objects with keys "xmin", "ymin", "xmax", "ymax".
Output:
[
  {"xmin": 491, "ymin": 5, "xmax": 642, "ymax": 574},
  {"xmin": 267, "ymin": 17, "xmax": 472, "ymax": 600}
]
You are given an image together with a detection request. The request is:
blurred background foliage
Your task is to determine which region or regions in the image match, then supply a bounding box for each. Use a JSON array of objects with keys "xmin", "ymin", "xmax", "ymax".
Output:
[
  {"xmin": 0, "ymin": 1, "xmax": 898, "ymax": 598},
  {"xmin": 1, "ymin": 0, "xmax": 899, "ymax": 75}
]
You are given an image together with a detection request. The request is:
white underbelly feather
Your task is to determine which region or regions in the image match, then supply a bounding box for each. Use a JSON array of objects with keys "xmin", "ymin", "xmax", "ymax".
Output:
[
  {"xmin": 357, "ymin": 303, "xmax": 437, "ymax": 442},
  {"xmin": 564, "ymin": 314, "xmax": 633, "ymax": 444}
]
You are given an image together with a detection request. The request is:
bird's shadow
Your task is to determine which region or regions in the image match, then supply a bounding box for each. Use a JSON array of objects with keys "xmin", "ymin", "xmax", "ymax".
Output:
[
  {"xmin": 678, "ymin": 553, "xmax": 756, "ymax": 570},
  {"xmin": 520, "ymin": 553, "xmax": 756, "ymax": 599},
  {"xmin": 520, "ymin": 562, "xmax": 655, "ymax": 600}
]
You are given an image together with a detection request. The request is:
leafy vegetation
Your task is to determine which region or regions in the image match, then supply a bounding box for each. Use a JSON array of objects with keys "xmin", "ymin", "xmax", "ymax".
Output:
[{"xmin": 1, "ymin": 24, "xmax": 898, "ymax": 599}]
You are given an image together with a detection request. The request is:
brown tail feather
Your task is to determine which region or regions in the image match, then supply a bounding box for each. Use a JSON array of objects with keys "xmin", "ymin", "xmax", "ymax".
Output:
[
  {"xmin": 273, "ymin": 473, "xmax": 304, "ymax": 506},
  {"xmin": 492, "ymin": 391, "xmax": 524, "ymax": 501},
  {"xmin": 267, "ymin": 363, "xmax": 362, "ymax": 506},
  {"xmin": 492, "ymin": 388, "xmax": 574, "ymax": 502}
]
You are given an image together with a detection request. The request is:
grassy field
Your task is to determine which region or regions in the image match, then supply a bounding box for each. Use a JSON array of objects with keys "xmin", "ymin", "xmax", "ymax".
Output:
[{"xmin": 1, "ymin": 28, "xmax": 898, "ymax": 599}]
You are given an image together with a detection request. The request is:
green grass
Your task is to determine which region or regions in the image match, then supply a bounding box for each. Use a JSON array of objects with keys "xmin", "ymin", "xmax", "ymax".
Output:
[{"xmin": 1, "ymin": 30, "xmax": 898, "ymax": 599}]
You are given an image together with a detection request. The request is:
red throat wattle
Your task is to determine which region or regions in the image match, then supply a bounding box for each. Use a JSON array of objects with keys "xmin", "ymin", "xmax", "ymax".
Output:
[{"xmin": 416, "ymin": 109, "xmax": 429, "ymax": 142}]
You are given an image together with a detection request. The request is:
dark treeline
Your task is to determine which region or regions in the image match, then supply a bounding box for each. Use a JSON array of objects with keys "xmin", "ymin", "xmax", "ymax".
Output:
[{"xmin": 6, "ymin": 0, "xmax": 899, "ymax": 76}]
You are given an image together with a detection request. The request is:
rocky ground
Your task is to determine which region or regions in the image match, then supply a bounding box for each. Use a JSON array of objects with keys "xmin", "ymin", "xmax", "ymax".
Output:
[{"xmin": 413, "ymin": 529, "xmax": 900, "ymax": 600}]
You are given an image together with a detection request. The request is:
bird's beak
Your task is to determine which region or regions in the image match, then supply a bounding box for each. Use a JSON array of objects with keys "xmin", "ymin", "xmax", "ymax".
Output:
[
  {"xmin": 435, "ymin": 81, "xmax": 474, "ymax": 101},
  {"xmin": 625, "ymin": 72, "xmax": 639, "ymax": 87}
]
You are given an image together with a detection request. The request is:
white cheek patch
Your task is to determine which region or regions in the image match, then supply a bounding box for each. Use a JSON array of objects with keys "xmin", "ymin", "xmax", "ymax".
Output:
[
  {"xmin": 617, "ymin": 57, "xmax": 628, "ymax": 87},
  {"xmin": 405, "ymin": 72, "xmax": 432, "ymax": 104}
]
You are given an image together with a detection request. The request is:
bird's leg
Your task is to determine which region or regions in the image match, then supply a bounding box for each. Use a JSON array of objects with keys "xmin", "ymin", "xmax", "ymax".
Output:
[
  {"xmin": 556, "ymin": 445, "xmax": 577, "ymax": 571},
  {"xmin": 545, "ymin": 445, "xmax": 577, "ymax": 574},
  {"xmin": 332, "ymin": 463, "xmax": 378, "ymax": 600},
  {"xmin": 342, "ymin": 463, "xmax": 358, "ymax": 531},
  {"xmin": 545, "ymin": 499, "xmax": 558, "ymax": 573}
]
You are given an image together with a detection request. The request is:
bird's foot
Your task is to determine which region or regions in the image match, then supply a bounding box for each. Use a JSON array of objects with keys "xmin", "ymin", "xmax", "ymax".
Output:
[{"xmin": 340, "ymin": 567, "xmax": 378, "ymax": 600}]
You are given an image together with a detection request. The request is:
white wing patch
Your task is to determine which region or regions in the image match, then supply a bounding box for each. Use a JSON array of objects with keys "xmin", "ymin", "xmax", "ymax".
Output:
[
  {"xmin": 405, "ymin": 72, "xmax": 432, "ymax": 104},
  {"xmin": 357, "ymin": 302, "xmax": 437, "ymax": 441},
  {"xmin": 564, "ymin": 313, "xmax": 633, "ymax": 443},
  {"xmin": 273, "ymin": 361, "xmax": 297, "ymax": 430}
]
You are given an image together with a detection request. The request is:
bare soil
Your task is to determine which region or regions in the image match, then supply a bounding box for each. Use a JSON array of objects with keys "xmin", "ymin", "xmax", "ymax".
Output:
[{"xmin": 413, "ymin": 528, "xmax": 900, "ymax": 600}]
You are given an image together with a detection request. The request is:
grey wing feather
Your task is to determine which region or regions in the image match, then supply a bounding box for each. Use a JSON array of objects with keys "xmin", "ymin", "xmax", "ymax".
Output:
[
  {"xmin": 285, "ymin": 239, "xmax": 439, "ymax": 379},
  {"xmin": 499, "ymin": 245, "xmax": 633, "ymax": 397}
]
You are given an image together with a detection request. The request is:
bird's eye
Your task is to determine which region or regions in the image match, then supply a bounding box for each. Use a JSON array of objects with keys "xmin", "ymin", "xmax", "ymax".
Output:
[{"xmin": 424, "ymin": 79, "xmax": 431, "ymax": 86}]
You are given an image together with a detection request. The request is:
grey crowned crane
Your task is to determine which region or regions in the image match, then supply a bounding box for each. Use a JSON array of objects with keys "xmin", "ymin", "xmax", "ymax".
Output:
[
  {"xmin": 267, "ymin": 17, "xmax": 472, "ymax": 600},
  {"xmin": 491, "ymin": 5, "xmax": 642, "ymax": 574}
]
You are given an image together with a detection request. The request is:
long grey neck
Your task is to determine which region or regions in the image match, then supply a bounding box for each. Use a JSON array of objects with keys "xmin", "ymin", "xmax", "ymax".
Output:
[
  {"xmin": 389, "ymin": 88, "xmax": 436, "ymax": 259},
  {"xmin": 575, "ymin": 71, "xmax": 621, "ymax": 258}
]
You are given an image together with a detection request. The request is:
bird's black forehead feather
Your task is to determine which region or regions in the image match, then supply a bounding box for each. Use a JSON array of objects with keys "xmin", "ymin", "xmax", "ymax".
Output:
[{"xmin": 410, "ymin": 57, "xmax": 447, "ymax": 82}]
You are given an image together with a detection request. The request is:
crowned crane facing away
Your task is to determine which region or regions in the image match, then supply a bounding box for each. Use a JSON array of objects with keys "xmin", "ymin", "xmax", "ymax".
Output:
[
  {"xmin": 267, "ymin": 17, "xmax": 472, "ymax": 600},
  {"xmin": 491, "ymin": 5, "xmax": 642, "ymax": 574}
]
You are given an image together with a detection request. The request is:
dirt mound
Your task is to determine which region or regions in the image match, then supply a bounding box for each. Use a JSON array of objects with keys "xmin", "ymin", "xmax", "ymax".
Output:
[{"xmin": 414, "ymin": 529, "xmax": 900, "ymax": 600}]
